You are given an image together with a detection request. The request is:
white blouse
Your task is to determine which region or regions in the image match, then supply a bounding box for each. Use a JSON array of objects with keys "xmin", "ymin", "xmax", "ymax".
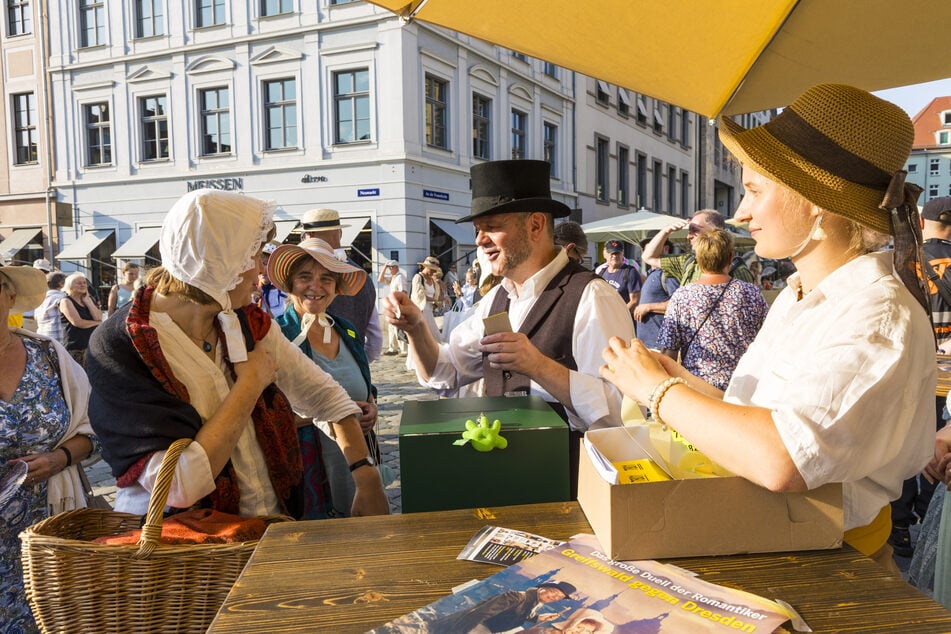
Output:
[{"xmin": 725, "ymin": 252, "xmax": 936, "ymax": 530}]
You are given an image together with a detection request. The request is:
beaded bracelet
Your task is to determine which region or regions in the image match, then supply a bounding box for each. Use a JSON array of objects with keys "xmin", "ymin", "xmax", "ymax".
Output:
[
  {"xmin": 59, "ymin": 446, "xmax": 73, "ymax": 468},
  {"xmin": 647, "ymin": 377, "xmax": 687, "ymax": 430}
]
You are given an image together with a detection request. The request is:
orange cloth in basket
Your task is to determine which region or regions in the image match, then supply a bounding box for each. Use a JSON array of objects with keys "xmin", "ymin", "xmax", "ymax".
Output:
[{"xmin": 92, "ymin": 509, "xmax": 268, "ymax": 545}]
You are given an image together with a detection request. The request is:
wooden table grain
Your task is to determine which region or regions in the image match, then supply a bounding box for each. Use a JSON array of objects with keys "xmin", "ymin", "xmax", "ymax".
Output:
[{"xmin": 208, "ymin": 502, "xmax": 951, "ymax": 634}]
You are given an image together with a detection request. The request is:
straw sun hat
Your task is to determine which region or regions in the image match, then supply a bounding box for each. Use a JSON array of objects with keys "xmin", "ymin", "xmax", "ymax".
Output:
[
  {"xmin": 267, "ymin": 238, "xmax": 367, "ymax": 296},
  {"xmin": 0, "ymin": 264, "xmax": 46, "ymax": 312},
  {"xmin": 300, "ymin": 208, "xmax": 350, "ymax": 232},
  {"xmin": 417, "ymin": 256, "xmax": 441, "ymax": 273},
  {"xmin": 718, "ymin": 83, "xmax": 916, "ymax": 236}
]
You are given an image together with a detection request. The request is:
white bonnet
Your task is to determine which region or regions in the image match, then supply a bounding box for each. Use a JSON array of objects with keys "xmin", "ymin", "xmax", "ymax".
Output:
[{"xmin": 159, "ymin": 189, "xmax": 276, "ymax": 361}]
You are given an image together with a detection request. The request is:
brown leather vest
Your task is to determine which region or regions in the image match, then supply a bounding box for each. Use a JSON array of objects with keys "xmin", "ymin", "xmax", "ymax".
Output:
[{"xmin": 482, "ymin": 260, "xmax": 597, "ymax": 414}]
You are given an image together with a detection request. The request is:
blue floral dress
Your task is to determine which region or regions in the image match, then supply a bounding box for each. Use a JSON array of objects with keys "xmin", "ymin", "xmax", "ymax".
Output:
[
  {"xmin": 659, "ymin": 280, "xmax": 769, "ymax": 391},
  {"xmin": 0, "ymin": 337, "xmax": 72, "ymax": 634}
]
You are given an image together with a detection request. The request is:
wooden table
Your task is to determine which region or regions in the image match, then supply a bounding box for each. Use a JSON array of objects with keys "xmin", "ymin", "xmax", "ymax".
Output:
[{"xmin": 208, "ymin": 502, "xmax": 951, "ymax": 633}]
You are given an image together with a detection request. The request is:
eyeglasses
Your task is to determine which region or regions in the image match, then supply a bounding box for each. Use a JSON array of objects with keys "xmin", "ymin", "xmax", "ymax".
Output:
[{"xmin": 687, "ymin": 223, "xmax": 703, "ymax": 234}]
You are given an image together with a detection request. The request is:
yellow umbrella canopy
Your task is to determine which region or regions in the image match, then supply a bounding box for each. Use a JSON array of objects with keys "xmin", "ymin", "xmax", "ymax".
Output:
[{"xmin": 366, "ymin": 0, "xmax": 951, "ymax": 117}]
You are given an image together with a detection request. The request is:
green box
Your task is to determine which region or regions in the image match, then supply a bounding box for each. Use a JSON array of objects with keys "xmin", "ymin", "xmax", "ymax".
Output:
[{"xmin": 399, "ymin": 395, "xmax": 570, "ymax": 513}]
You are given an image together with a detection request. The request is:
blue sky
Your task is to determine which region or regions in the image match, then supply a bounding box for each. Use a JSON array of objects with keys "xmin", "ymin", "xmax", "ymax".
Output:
[{"xmin": 875, "ymin": 78, "xmax": 951, "ymax": 118}]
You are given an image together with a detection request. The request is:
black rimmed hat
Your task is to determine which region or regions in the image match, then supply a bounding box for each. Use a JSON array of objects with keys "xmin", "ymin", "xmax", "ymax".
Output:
[
  {"xmin": 456, "ymin": 160, "xmax": 571, "ymax": 223},
  {"xmin": 538, "ymin": 581, "xmax": 577, "ymax": 598}
]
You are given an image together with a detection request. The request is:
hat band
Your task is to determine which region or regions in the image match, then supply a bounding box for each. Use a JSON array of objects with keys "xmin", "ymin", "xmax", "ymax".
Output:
[
  {"xmin": 301, "ymin": 220, "xmax": 340, "ymax": 229},
  {"xmin": 768, "ymin": 109, "xmax": 892, "ymax": 190}
]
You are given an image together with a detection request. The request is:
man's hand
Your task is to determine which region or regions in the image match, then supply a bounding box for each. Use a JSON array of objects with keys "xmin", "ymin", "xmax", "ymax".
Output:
[
  {"xmin": 632, "ymin": 303, "xmax": 653, "ymax": 322},
  {"xmin": 382, "ymin": 292, "xmax": 421, "ymax": 333},
  {"xmin": 480, "ymin": 332, "xmax": 546, "ymax": 377},
  {"xmin": 642, "ymin": 219, "xmax": 688, "ymax": 268}
]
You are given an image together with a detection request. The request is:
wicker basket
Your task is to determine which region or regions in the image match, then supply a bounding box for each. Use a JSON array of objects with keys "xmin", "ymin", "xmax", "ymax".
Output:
[{"xmin": 20, "ymin": 438, "xmax": 291, "ymax": 633}]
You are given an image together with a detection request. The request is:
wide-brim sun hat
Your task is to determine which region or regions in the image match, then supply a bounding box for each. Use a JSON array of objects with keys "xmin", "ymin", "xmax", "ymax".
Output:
[
  {"xmin": 0, "ymin": 265, "xmax": 47, "ymax": 312},
  {"xmin": 718, "ymin": 83, "xmax": 915, "ymax": 236},
  {"xmin": 457, "ymin": 159, "xmax": 571, "ymax": 223},
  {"xmin": 267, "ymin": 238, "xmax": 367, "ymax": 296},
  {"xmin": 417, "ymin": 256, "xmax": 441, "ymax": 273}
]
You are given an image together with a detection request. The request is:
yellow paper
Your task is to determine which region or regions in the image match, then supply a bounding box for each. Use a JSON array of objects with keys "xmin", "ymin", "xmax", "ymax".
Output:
[{"xmin": 612, "ymin": 459, "xmax": 671, "ymax": 484}]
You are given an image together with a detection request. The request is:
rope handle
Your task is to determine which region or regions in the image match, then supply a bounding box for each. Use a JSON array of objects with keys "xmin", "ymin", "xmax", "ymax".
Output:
[{"xmin": 133, "ymin": 438, "xmax": 193, "ymax": 560}]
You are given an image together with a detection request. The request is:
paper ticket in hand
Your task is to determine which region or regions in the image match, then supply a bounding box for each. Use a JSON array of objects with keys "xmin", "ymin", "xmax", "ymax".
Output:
[{"xmin": 483, "ymin": 311, "xmax": 513, "ymax": 335}]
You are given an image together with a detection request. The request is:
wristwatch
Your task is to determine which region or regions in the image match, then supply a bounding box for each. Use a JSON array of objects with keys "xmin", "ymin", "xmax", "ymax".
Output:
[{"xmin": 348, "ymin": 456, "xmax": 376, "ymax": 472}]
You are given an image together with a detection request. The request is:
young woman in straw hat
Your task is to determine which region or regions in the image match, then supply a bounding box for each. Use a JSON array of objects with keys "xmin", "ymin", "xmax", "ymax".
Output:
[
  {"xmin": 600, "ymin": 84, "xmax": 935, "ymax": 569},
  {"xmin": 412, "ymin": 255, "xmax": 443, "ymax": 339}
]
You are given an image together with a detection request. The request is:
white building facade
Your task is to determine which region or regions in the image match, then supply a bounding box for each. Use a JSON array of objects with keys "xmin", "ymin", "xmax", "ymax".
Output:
[
  {"xmin": 46, "ymin": 1, "xmax": 579, "ymax": 289},
  {"xmin": 46, "ymin": 1, "xmax": 740, "ymax": 291}
]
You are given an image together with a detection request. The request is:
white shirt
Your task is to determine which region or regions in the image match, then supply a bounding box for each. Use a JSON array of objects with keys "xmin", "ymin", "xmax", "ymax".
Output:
[
  {"xmin": 114, "ymin": 312, "xmax": 361, "ymax": 517},
  {"xmin": 724, "ymin": 251, "xmax": 936, "ymax": 530},
  {"xmin": 420, "ymin": 249, "xmax": 635, "ymax": 431},
  {"xmin": 388, "ymin": 270, "xmax": 407, "ymax": 295}
]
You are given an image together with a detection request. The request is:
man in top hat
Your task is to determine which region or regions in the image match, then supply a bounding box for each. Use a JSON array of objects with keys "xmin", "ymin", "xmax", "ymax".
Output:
[
  {"xmin": 383, "ymin": 160, "xmax": 634, "ymax": 490},
  {"xmin": 429, "ymin": 581, "xmax": 576, "ymax": 634},
  {"xmin": 300, "ymin": 208, "xmax": 382, "ymax": 361},
  {"xmin": 597, "ymin": 239, "xmax": 642, "ymax": 318}
]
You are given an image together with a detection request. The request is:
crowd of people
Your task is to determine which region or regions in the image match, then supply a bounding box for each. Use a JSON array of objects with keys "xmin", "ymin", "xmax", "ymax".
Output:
[{"xmin": 2, "ymin": 82, "xmax": 950, "ymax": 631}]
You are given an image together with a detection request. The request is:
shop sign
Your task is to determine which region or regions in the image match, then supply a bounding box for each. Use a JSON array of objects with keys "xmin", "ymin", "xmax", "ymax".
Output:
[{"xmin": 186, "ymin": 177, "xmax": 244, "ymax": 191}]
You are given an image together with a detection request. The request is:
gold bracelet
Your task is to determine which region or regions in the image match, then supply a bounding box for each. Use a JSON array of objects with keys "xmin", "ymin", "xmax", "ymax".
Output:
[{"xmin": 648, "ymin": 377, "xmax": 687, "ymax": 431}]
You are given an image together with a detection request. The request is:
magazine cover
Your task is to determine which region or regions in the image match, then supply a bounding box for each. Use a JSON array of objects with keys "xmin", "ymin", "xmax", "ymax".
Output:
[
  {"xmin": 369, "ymin": 533, "xmax": 792, "ymax": 634},
  {"xmin": 457, "ymin": 526, "xmax": 564, "ymax": 566}
]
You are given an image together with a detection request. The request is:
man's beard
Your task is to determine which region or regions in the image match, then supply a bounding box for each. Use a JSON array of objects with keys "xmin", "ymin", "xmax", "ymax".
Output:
[{"xmin": 497, "ymin": 220, "xmax": 532, "ymax": 276}]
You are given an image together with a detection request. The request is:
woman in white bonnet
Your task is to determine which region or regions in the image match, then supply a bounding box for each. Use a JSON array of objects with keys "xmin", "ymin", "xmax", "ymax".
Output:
[{"xmin": 86, "ymin": 189, "xmax": 388, "ymax": 519}]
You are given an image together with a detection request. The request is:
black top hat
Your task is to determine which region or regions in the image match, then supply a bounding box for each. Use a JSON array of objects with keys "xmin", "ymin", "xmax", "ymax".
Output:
[
  {"xmin": 456, "ymin": 160, "xmax": 571, "ymax": 223},
  {"xmin": 538, "ymin": 581, "xmax": 577, "ymax": 598}
]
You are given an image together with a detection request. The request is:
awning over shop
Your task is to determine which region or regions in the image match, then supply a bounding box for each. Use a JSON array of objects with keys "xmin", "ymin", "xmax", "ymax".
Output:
[
  {"xmin": 341, "ymin": 217, "xmax": 370, "ymax": 247},
  {"xmin": 56, "ymin": 229, "xmax": 114, "ymax": 261},
  {"xmin": 0, "ymin": 227, "xmax": 42, "ymax": 261},
  {"xmin": 431, "ymin": 218, "xmax": 476, "ymax": 246},
  {"xmin": 111, "ymin": 226, "xmax": 162, "ymax": 260},
  {"xmin": 273, "ymin": 219, "xmax": 299, "ymax": 244}
]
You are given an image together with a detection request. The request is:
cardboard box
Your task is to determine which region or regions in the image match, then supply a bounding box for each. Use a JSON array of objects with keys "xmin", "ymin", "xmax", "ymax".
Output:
[
  {"xmin": 400, "ymin": 395, "xmax": 570, "ymax": 513},
  {"xmin": 578, "ymin": 427, "xmax": 843, "ymax": 560}
]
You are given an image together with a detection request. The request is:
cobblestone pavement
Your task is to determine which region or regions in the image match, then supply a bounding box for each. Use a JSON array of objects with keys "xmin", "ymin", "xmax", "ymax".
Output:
[{"xmin": 86, "ymin": 326, "xmax": 435, "ymax": 515}]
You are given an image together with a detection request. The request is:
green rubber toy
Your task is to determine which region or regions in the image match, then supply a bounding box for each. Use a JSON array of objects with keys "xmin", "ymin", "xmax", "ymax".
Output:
[{"xmin": 457, "ymin": 413, "xmax": 508, "ymax": 452}]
